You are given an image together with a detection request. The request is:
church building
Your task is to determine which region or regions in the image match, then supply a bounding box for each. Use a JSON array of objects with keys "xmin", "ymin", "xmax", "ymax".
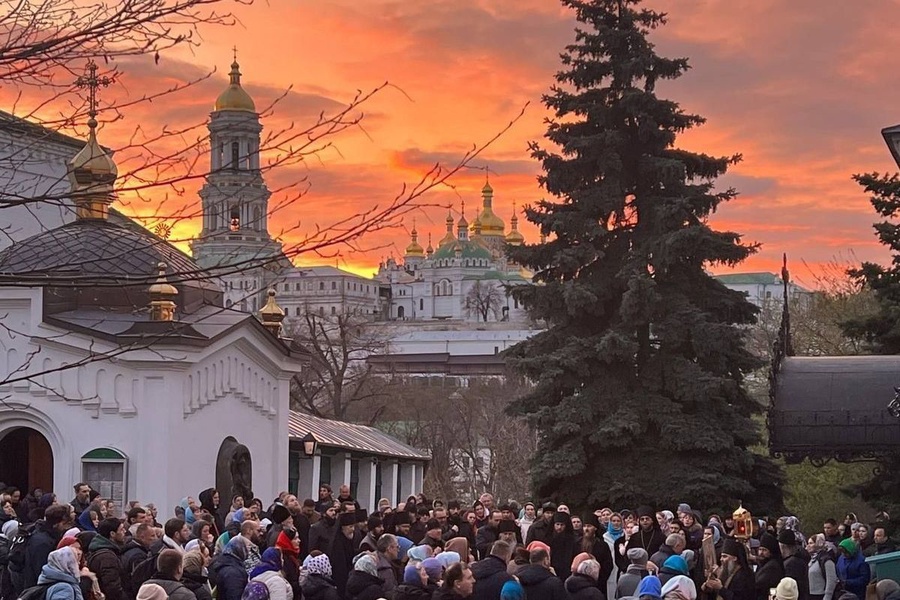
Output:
[{"xmin": 0, "ymin": 61, "xmax": 306, "ymax": 514}]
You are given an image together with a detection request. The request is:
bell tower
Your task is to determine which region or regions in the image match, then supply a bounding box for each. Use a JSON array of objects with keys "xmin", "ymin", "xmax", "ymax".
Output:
[{"xmin": 191, "ymin": 56, "xmax": 286, "ymax": 311}]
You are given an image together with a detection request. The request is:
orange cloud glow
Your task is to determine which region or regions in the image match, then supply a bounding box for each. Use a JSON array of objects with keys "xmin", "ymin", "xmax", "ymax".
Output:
[{"xmin": 6, "ymin": 0, "xmax": 899, "ymax": 286}]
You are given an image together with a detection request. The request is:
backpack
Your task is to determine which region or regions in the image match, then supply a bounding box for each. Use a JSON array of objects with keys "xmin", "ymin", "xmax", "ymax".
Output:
[
  {"xmin": 7, "ymin": 523, "xmax": 38, "ymax": 572},
  {"xmin": 241, "ymin": 581, "xmax": 270, "ymax": 600},
  {"xmin": 16, "ymin": 583, "xmax": 50, "ymax": 600},
  {"xmin": 130, "ymin": 548, "xmax": 161, "ymax": 591}
]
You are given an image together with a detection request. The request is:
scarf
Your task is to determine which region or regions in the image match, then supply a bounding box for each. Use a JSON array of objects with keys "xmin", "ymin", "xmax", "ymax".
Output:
[
  {"xmin": 353, "ymin": 553, "xmax": 378, "ymax": 576},
  {"xmin": 304, "ymin": 554, "xmax": 333, "ymax": 578},
  {"xmin": 249, "ymin": 547, "xmax": 283, "ymax": 579},
  {"xmin": 605, "ymin": 521, "xmax": 624, "ymax": 542},
  {"xmin": 47, "ymin": 547, "xmax": 81, "ymax": 579}
]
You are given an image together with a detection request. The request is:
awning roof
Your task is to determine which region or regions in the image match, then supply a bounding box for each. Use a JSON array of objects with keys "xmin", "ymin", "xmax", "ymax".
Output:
[
  {"xmin": 770, "ymin": 356, "xmax": 900, "ymax": 460},
  {"xmin": 288, "ymin": 411, "xmax": 430, "ymax": 461}
]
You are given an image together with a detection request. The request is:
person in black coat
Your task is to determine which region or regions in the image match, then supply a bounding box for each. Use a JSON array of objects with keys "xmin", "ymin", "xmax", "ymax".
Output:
[
  {"xmin": 754, "ymin": 534, "xmax": 785, "ymax": 600},
  {"xmin": 309, "ymin": 507, "xmax": 337, "ymax": 555},
  {"xmin": 19, "ymin": 505, "xmax": 71, "ymax": 590},
  {"xmin": 565, "ymin": 559, "xmax": 605, "ymax": 600},
  {"xmin": 778, "ymin": 531, "xmax": 810, "ymax": 600},
  {"xmin": 211, "ymin": 538, "xmax": 248, "ymax": 600},
  {"xmin": 525, "ymin": 504, "xmax": 556, "ymax": 546},
  {"xmin": 345, "ymin": 554, "xmax": 385, "ymax": 600},
  {"xmin": 626, "ymin": 506, "xmax": 665, "ymax": 558},
  {"xmin": 327, "ymin": 513, "xmax": 358, "ymax": 598},
  {"xmin": 302, "ymin": 555, "xmax": 342, "ymax": 600},
  {"xmin": 470, "ymin": 541, "xmax": 513, "ymax": 600},
  {"xmin": 581, "ymin": 514, "xmax": 614, "ymax": 587},
  {"xmin": 549, "ymin": 512, "xmax": 577, "ymax": 581},
  {"xmin": 703, "ymin": 539, "xmax": 755, "ymax": 600},
  {"xmin": 198, "ymin": 489, "xmax": 224, "ymax": 541},
  {"xmin": 518, "ymin": 548, "xmax": 568, "ymax": 600}
]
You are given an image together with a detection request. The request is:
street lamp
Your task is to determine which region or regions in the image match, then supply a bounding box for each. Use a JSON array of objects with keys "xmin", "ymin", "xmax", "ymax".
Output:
[
  {"xmin": 881, "ymin": 124, "xmax": 900, "ymax": 168},
  {"xmin": 300, "ymin": 432, "xmax": 318, "ymax": 457}
]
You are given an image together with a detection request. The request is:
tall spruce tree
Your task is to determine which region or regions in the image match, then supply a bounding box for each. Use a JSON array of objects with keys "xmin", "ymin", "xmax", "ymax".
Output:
[
  {"xmin": 506, "ymin": 0, "xmax": 784, "ymax": 513},
  {"xmin": 841, "ymin": 173, "xmax": 900, "ymax": 521}
]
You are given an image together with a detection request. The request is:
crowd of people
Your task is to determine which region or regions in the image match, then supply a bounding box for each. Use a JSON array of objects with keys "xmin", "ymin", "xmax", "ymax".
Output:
[{"xmin": 0, "ymin": 483, "xmax": 898, "ymax": 600}]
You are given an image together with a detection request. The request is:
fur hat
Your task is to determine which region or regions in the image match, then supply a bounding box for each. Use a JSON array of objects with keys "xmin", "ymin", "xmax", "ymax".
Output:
[
  {"xmin": 498, "ymin": 519, "xmax": 518, "ymax": 533},
  {"xmin": 271, "ymin": 505, "xmax": 291, "ymax": 524},
  {"xmin": 338, "ymin": 512, "xmax": 356, "ymax": 527}
]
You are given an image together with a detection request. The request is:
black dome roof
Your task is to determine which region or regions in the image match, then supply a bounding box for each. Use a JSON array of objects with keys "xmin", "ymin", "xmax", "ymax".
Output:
[{"xmin": 0, "ymin": 218, "xmax": 220, "ymax": 313}]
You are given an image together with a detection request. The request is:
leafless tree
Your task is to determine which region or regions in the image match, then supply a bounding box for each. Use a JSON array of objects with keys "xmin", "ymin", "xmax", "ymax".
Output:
[
  {"xmin": 288, "ymin": 311, "xmax": 398, "ymax": 421},
  {"xmin": 464, "ymin": 280, "xmax": 504, "ymax": 322}
]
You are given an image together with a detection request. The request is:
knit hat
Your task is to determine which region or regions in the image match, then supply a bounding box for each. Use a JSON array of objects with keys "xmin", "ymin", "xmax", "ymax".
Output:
[
  {"xmin": 56, "ymin": 536, "xmax": 79, "ymax": 550},
  {"xmin": 270, "ymin": 505, "xmax": 291, "ymax": 524},
  {"xmin": 541, "ymin": 502, "xmax": 557, "ymax": 513},
  {"xmin": 775, "ymin": 578, "xmax": 799, "ymax": 600},
  {"xmin": 627, "ymin": 548, "xmax": 648, "ymax": 566},
  {"xmin": 839, "ymin": 538, "xmax": 857, "ymax": 556},
  {"xmin": 663, "ymin": 555, "xmax": 689, "ymax": 575},
  {"xmin": 637, "ymin": 575, "xmax": 663, "ymax": 600},
  {"xmin": 661, "ymin": 575, "xmax": 697, "ymax": 600},
  {"xmin": 501, "ymin": 581, "xmax": 525, "ymax": 600},
  {"xmin": 677, "ymin": 504, "xmax": 692, "ymax": 515},
  {"xmin": 527, "ymin": 541, "xmax": 550, "ymax": 554},
  {"xmin": 403, "ymin": 564, "xmax": 423, "ymax": 585},
  {"xmin": 437, "ymin": 551, "xmax": 460, "ymax": 568},
  {"xmin": 304, "ymin": 553, "xmax": 333, "ymax": 578},
  {"xmin": 183, "ymin": 550, "xmax": 205, "ymax": 575},
  {"xmin": 760, "ymin": 533, "xmax": 779, "ymax": 554},
  {"xmin": 1, "ymin": 520, "xmax": 18, "ymax": 538},
  {"xmin": 421, "ymin": 557, "xmax": 443, "ymax": 582},
  {"xmin": 137, "ymin": 584, "xmax": 168, "ymax": 600},
  {"xmin": 553, "ymin": 511, "xmax": 570, "ymax": 525},
  {"xmin": 498, "ymin": 519, "xmax": 518, "ymax": 533},
  {"xmin": 778, "ymin": 529, "xmax": 798, "ymax": 546}
]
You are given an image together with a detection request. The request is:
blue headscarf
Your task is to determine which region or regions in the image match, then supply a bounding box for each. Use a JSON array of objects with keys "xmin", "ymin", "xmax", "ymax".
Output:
[
  {"xmin": 249, "ymin": 547, "xmax": 283, "ymax": 579},
  {"xmin": 77, "ymin": 508, "xmax": 96, "ymax": 532},
  {"xmin": 232, "ymin": 508, "xmax": 247, "ymax": 523},
  {"xmin": 605, "ymin": 517, "xmax": 624, "ymax": 542},
  {"xmin": 663, "ymin": 555, "xmax": 689, "ymax": 575},
  {"xmin": 637, "ymin": 575, "xmax": 662, "ymax": 600},
  {"xmin": 398, "ymin": 536, "xmax": 414, "ymax": 561},
  {"xmin": 501, "ymin": 581, "xmax": 525, "ymax": 600}
]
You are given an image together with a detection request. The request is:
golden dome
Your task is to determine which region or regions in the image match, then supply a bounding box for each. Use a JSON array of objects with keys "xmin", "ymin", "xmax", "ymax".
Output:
[
  {"xmin": 405, "ymin": 222, "xmax": 425, "ymax": 257},
  {"xmin": 69, "ymin": 116, "xmax": 117, "ymax": 220},
  {"xmin": 505, "ymin": 202, "xmax": 524, "ymax": 245},
  {"xmin": 477, "ymin": 180, "xmax": 505, "ymax": 236},
  {"xmin": 215, "ymin": 61, "xmax": 256, "ymax": 112},
  {"xmin": 440, "ymin": 209, "xmax": 456, "ymax": 246}
]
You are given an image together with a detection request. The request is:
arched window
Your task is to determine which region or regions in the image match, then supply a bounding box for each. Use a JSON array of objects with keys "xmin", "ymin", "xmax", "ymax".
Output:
[
  {"xmin": 230, "ymin": 206, "xmax": 240, "ymax": 231},
  {"xmin": 419, "ymin": 299, "xmax": 423, "ymax": 311},
  {"xmin": 253, "ymin": 206, "xmax": 262, "ymax": 230},
  {"xmin": 210, "ymin": 205, "xmax": 219, "ymax": 230},
  {"xmin": 231, "ymin": 141, "xmax": 240, "ymax": 170},
  {"xmin": 397, "ymin": 306, "xmax": 405, "ymax": 319}
]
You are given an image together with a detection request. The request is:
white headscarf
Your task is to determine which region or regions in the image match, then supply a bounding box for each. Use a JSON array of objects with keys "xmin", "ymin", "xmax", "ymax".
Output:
[{"xmin": 47, "ymin": 547, "xmax": 81, "ymax": 580}]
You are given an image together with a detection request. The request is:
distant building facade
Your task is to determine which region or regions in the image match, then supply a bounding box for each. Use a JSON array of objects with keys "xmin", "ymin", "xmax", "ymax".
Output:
[{"xmin": 713, "ymin": 272, "xmax": 811, "ymax": 308}]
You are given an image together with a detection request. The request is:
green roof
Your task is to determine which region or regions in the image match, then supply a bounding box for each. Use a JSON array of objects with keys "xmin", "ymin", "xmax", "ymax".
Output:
[
  {"xmin": 432, "ymin": 240, "xmax": 492, "ymax": 261},
  {"xmin": 462, "ymin": 270, "xmax": 526, "ymax": 282},
  {"xmin": 713, "ymin": 272, "xmax": 781, "ymax": 285}
]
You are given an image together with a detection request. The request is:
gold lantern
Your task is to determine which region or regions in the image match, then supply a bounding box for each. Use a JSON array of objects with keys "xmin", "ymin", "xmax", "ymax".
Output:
[{"xmin": 732, "ymin": 502, "xmax": 753, "ymax": 540}]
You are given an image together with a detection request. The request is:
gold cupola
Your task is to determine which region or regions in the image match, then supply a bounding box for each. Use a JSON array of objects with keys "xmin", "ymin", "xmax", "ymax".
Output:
[
  {"xmin": 215, "ymin": 58, "xmax": 256, "ymax": 113},
  {"xmin": 457, "ymin": 201, "xmax": 469, "ymax": 240},
  {"xmin": 69, "ymin": 61, "xmax": 117, "ymax": 220},
  {"xmin": 505, "ymin": 202, "xmax": 525, "ymax": 246},
  {"xmin": 476, "ymin": 179, "xmax": 505, "ymax": 237},
  {"xmin": 439, "ymin": 208, "xmax": 456, "ymax": 246},
  {"xmin": 426, "ymin": 233, "xmax": 434, "ymax": 257},
  {"xmin": 259, "ymin": 288, "xmax": 286, "ymax": 336},
  {"xmin": 149, "ymin": 262, "xmax": 178, "ymax": 321},
  {"xmin": 405, "ymin": 219, "xmax": 425, "ymax": 257}
]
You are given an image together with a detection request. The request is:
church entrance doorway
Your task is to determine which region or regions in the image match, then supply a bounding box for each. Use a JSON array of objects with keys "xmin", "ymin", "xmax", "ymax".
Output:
[{"xmin": 0, "ymin": 427, "xmax": 53, "ymax": 493}]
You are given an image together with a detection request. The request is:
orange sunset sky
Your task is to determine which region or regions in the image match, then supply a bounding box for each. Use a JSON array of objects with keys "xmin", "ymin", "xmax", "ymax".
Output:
[{"xmin": 16, "ymin": 0, "xmax": 900, "ymax": 286}]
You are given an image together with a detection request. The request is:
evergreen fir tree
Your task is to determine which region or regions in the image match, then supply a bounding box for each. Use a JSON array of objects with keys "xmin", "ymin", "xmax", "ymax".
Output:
[
  {"xmin": 843, "ymin": 173, "xmax": 900, "ymax": 352},
  {"xmin": 841, "ymin": 174, "xmax": 900, "ymax": 521},
  {"xmin": 506, "ymin": 0, "xmax": 784, "ymax": 512}
]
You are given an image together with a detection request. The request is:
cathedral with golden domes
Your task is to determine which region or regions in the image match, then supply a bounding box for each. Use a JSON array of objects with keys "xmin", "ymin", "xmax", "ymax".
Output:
[{"xmin": 374, "ymin": 180, "xmax": 531, "ymax": 322}]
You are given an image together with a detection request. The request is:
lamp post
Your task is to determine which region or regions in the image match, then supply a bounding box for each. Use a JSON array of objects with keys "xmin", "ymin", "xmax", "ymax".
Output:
[{"xmin": 300, "ymin": 432, "xmax": 318, "ymax": 458}]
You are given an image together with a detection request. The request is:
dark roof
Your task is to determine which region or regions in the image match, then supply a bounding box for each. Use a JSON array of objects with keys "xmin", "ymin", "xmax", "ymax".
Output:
[
  {"xmin": 0, "ymin": 109, "xmax": 91, "ymax": 152},
  {"xmin": 288, "ymin": 411, "xmax": 430, "ymax": 460},
  {"xmin": 368, "ymin": 352, "xmax": 507, "ymax": 375},
  {"xmin": 769, "ymin": 356, "xmax": 900, "ymax": 461}
]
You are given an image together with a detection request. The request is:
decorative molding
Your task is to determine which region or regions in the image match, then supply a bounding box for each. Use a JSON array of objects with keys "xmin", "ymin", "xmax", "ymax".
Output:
[{"xmin": 183, "ymin": 352, "xmax": 277, "ymax": 418}]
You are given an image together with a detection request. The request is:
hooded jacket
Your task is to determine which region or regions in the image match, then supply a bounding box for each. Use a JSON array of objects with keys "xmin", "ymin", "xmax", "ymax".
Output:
[
  {"xmin": 23, "ymin": 519, "xmax": 64, "ymax": 589},
  {"xmin": 197, "ymin": 489, "xmax": 223, "ymax": 539},
  {"xmin": 211, "ymin": 540, "xmax": 248, "ymax": 600},
  {"xmin": 836, "ymin": 541, "xmax": 870, "ymax": 600},
  {"xmin": 754, "ymin": 558, "xmax": 784, "ymax": 600},
  {"xmin": 303, "ymin": 573, "xmax": 342, "ymax": 600},
  {"xmin": 517, "ymin": 564, "xmax": 568, "ymax": 600},
  {"xmin": 345, "ymin": 570, "xmax": 385, "ymax": 600},
  {"xmin": 88, "ymin": 534, "xmax": 126, "ymax": 600},
  {"xmin": 471, "ymin": 555, "xmax": 513, "ymax": 600},
  {"xmin": 565, "ymin": 573, "xmax": 604, "ymax": 600},
  {"xmin": 38, "ymin": 563, "xmax": 85, "ymax": 600}
]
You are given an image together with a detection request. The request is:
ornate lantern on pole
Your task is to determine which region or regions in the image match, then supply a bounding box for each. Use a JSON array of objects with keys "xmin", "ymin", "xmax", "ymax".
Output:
[{"xmin": 732, "ymin": 502, "xmax": 753, "ymax": 540}]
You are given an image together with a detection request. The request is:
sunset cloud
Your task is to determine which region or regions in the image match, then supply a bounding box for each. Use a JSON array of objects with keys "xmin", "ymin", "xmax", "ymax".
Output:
[{"xmin": 5, "ymin": 0, "xmax": 897, "ymax": 284}]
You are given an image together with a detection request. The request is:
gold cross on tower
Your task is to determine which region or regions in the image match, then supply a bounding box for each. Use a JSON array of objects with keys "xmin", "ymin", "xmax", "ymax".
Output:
[{"xmin": 74, "ymin": 60, "xmax": 113, "ymax": 129}]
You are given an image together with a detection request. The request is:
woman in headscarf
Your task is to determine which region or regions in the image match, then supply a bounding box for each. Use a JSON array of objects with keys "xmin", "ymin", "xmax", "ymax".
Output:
[
  {"xmin": 302, "ymin": 554, "xmax": 341, "ymax": 600},
  {"xmin": 211, "ymin": 538, "xmax": 248, "ymax": 600},
  {"xmin": 182, "ymin": 548, "xmax": 213, "ymax": 600},
  {"xmin": 76, "ymin": 508, "xmax": 99, "ymax": 533},
  {"xmin": 190, "ymin": 520, "xmax": 214, "ymax": 551},
  {"xmin": 395, "ymin": 563, "xmax": 432, "ymax": 600},
  {"xmin": 565, "ymin": 558, "xmax": 604, "ymax": 600},
  {"xmin": 407, "ymin": 545, "xmax": 433, "ymax": 566},
  {"xmin": 40, "ymin": 547, "xmax": 86, "ymax": 600},
  {"xmin": 445, "ymin": 537, "xmax": 474, "ymax": 565},
  {"xmin": 275, "ymin": 529, "xmax": 301, "ymax": 599},
  {"xmin": 519, "ymin": 503, "xmax": 536, "ymax": 543},
  {"xmin": 661, "ymin": 575, "xmax": 697, "ymax": 600},
  {"xmin": 250, "ymin": 548, "xmax": 291, "ymax": 600},
  {"xmin": 807, "ymin": 534, "xmax": 837, "ymax": 600},
  {"xmin": 197, "ymin": 489, "xmax": 223, "ymax": 539},
  {"xmin": 603, "ymin": 511, "xmax": 626, "ymax": 600},
  {"xmin": 346, "ymin": 553, "xmax": 385, "ymax": 600}
]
